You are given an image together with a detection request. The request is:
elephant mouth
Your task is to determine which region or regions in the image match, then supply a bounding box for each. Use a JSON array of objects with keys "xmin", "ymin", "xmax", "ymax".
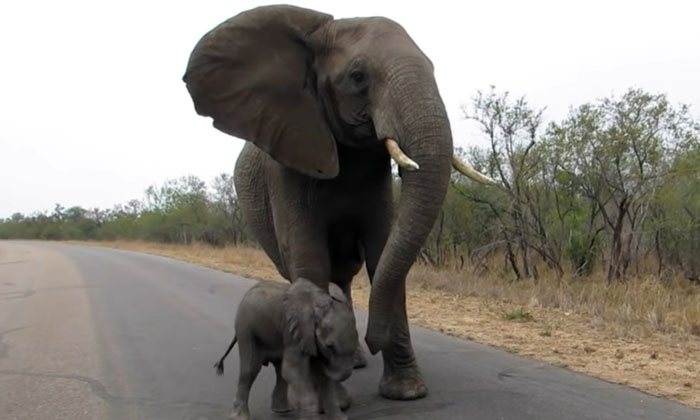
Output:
[
  {"xmin": 353, "ymin": 120, "xmax": 376, "ymax": 139},
  {"xmin": 335, "ymin": 117, "xmax": 376, "ymax": 148}
]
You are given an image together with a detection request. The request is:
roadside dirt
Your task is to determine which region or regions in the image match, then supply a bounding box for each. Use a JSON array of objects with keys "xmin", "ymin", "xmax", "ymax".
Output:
[
  {"xmin": 352, "ymin": 282, "xmax": 699, "ymax": 407},
  {"xmin": 71, "ymin": 241, "xmax": 700, "ymax": 407}
]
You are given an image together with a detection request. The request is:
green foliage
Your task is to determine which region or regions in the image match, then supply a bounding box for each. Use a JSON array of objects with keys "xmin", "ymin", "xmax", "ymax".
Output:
[
  {"xmin": 0, "ymin": 174, "xmax": 253, "ymax": 246},
  {"xmin": 502, "ymin": 307, "xmax": 533, "ymax": 322},
  {"xmin": 564, "ymin": 225, "xmax": 598, "ymax": 276},
  {"xmin": 651, "ymin": 146, "xmax": 700, "ymax": 280},
  {"xmin": 453, "ymin": 87, "xmax": 700, "ymax": 282}
]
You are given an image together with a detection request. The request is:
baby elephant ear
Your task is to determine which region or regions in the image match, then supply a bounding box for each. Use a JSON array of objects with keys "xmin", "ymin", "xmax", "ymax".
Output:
[
  {"xmin": 284, "ymin": 278, "xmax": 325, "ymax": 356},
  {"xmin": 328, "ymin": 283, "xmax": 350, "ymax": 305}
]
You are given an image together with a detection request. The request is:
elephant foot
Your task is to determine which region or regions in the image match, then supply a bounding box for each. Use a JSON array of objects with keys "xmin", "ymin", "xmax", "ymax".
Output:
[
  {"xmin": 297, "ymin": 414, "xmax": 324, "ymax": 420},
  {"xmin": 379, "ymin": 366, "xmax": 427, "ymax": 400},
  {"xmin": 229, "ymin": 403, "xmax": 252, "ymax": 420},
  {"xmin": 271, "ymin": 401, "xmax": 291, "ymax": 414},
  {"xmin": 353, "ymin": 345, "xmax": 367, "ymax": 369},
  {"xmin": 337, "ymin": 382, "xmax": 352, "ymax": 411},
  {"xmin": 317, "ymin": 382, "xmax": 352, "ymax": 413},
  {"xmin": 312, "ymin": 408, "xmax": 348, "ymax": 420},
  {"xmin": 271, "ymin": 387, "xmax": 290, "ymax": 413}
]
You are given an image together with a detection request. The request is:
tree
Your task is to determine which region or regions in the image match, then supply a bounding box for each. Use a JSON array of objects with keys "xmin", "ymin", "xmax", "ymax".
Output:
[
  {"xmin": 459, "ymin": 87, "xmax": 556, "ymax": 279},
  {"xmin": 548, "ymin": 89, "xmax": 699, "ymax": 282},
  {"xmin": 210, "ymin": 173, "xmax": 248, "ymax": 245}
]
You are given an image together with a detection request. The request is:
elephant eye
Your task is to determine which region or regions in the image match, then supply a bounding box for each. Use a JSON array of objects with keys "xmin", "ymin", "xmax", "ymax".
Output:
[
  {"xmin": 325, "ymin": 343, "xmax": 336, "ymax": 354},
  {"xmin": 349, "ymin": 70, "xmax": 367, "ymax": 85}
]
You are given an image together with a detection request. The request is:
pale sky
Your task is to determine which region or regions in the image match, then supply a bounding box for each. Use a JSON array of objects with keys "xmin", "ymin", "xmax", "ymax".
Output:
[{"xmin": 1, "ymin": 0, "xmax": 698, "ymax": 218}]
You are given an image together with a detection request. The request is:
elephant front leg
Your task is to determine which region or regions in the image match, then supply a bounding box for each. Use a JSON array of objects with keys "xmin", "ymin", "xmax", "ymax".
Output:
[
  {"xmin": 352, "ymin": 344, "xmax": 368, "ymax": 369},
  {"xmin": 317, "ymin": 379, "xmax": 348, "ymax": 420},
  {"xmin": 327, "ymin": 382, "xmax": 352, "ymax": 412},
  {"xmin": 282, "ymin": 349, "xmax": 320, "ymax": 418},
  {"xmin": 338, "ymin": 281, "xmax": 367, "ymax": 370},
  {"xmin": 378, "ymin": 286, "xmax": 427, "ymax": 400},
  {"xmin": 360, "ymin": 196, "xmax": 425, "ymax": 399},
  {"xmin": 271, "ymin": 360, "xmax": 291, "ymax": 413}
]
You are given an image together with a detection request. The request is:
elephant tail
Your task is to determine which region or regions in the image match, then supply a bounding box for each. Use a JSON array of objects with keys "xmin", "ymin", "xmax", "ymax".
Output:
[{"xmin": 214, "ymin": 333, "xmax": 237, "ymax": 376}]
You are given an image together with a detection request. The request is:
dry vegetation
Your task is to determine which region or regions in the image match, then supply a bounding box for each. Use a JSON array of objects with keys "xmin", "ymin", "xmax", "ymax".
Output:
[{"xmin": 73, "ymin": 240, "xmax": 700, "ymax": 407}]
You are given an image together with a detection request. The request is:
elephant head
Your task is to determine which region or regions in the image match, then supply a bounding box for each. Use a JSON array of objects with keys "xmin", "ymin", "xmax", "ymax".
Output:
[
  {"xmin": 183, "ymin": 5, "xmax": 494, "ymax": 354},
  {"xmin": 284, "ymin": 278, "xmax": 358, "ymax": 382}
]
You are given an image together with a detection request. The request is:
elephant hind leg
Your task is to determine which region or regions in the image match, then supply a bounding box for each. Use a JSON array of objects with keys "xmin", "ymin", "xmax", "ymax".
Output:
[
  {"xmin": 231, "ymin": 339, "xmax": 263, "ymax": 419},
  {"xmin": 234, "ymin": 145, "xmax": 289, "ymax": 279}
]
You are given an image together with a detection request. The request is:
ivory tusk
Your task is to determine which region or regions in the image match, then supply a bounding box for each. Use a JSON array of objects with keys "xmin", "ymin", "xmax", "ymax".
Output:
[
  {"xmin": 385, "ymin": 138, "xmax": 420, "ymax": 171},
  {"xmin": 452, "ymin": 156, "xmax": 498, "ymax": 185}
]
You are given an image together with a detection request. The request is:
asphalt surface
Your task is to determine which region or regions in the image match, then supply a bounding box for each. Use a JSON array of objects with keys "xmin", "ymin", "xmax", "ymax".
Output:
[{"xmin": 1, "ymin": 241, "xmax": 698, "ymax": 420}]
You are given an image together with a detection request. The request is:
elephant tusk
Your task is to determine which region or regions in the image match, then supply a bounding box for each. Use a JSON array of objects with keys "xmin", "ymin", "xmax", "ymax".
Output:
[
  {"xmin": 385, "ymin": 138, "xmax": 420, "ymax": 171},
  {"xmin": 452, "ymin": 155, "xmax": 498, "ymax": 185}
]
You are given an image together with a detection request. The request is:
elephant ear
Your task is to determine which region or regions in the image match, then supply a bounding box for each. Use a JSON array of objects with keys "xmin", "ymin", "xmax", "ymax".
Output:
[
  {"xmin": 183, "ymin": 5, "xmax": 339, "ymax": 179},
  {"xmin": 284, "ymin": 278, "xmax": 330, "ymax": 356},
  {"xmin": 328, "ymin": 283, "xmax": 350, "ymax": 305}
]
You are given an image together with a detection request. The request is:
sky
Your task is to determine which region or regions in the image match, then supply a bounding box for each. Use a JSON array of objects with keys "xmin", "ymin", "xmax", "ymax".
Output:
[{"xmin": 1, "ymin": 0, "xmax": 699, "ymax": 218}]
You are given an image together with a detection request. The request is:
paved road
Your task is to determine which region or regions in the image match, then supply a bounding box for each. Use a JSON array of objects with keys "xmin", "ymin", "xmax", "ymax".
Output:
[{"xmin": 1, "ymin": 241, "xmax": 698, "ymax": 420}]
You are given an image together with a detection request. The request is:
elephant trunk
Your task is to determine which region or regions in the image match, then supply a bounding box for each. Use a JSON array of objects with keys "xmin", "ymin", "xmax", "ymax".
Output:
[{"xmin": 365, "ymin": 60, "xmax": 453, "ymax": 353}]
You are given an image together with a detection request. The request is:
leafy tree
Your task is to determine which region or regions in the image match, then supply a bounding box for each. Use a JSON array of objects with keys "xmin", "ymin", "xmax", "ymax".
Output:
[{"xmin": 548, "ymin": 89, "xmax": 699, "ymax": 282}]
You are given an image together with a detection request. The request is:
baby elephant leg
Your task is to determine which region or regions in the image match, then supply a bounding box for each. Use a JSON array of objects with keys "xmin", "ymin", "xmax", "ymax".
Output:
[
  {"xmin": 317, "ymin": 377, "xmax": 347, "ymax": 420},
  {"xmin": 335, "ymin": 382, "xmax": 352, "ymax": 411},
  {"xmin": 282, "ymin": 349, "xmax": 320, "ymax": 418},
  {"xmin": 271, "ymin": 360, "xmax": 291, "ymax": 413},
  {"xmin": 230, "ymin": 341, "xmax": 263, "ymax": 420},
  {"xmin": 317, "ymin": 382, "xmax": 352, "ymax": 414}
]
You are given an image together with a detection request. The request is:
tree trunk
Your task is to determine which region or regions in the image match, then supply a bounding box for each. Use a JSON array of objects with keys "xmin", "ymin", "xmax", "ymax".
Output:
[{"xmin": 607, "ymin": 197, "xmax": 628, "ymax": 284}]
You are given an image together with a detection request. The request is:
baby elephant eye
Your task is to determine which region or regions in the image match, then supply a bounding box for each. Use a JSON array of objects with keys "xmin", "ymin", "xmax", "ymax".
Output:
[{"xmin": 325, "ymin": 343, "xmax": 336, "ymax": 354}]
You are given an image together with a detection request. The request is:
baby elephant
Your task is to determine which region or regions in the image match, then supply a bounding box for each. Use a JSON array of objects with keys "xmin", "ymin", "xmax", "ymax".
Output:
[{"xmin": 215, "ymin": 278, "xmax": 358, "ymax": 420}]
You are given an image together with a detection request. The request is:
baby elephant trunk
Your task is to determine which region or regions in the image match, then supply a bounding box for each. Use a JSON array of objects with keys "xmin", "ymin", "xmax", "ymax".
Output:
[{"xmin": 324, "ymin": 355, "xmax": 354, "ymax": 382}]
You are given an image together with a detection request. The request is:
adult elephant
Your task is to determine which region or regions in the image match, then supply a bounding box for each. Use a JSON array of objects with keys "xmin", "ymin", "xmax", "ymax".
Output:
[{"xmin": 183, "ymin": 5, "xmax": 495, "ymax": 400}]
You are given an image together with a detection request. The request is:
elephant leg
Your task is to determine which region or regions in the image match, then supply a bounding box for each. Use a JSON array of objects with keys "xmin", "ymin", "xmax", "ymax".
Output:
[
  {"xmin": 315, "ymin": 377, "xmax": 352, "ymax": 412},
  {"xmin": 271, "ymin": 360, "xmax": 291, "ymax": 414},
  {"xmin": 269, "ymin": 172, "xmax": 332, "ymax": 287},
  {"xmin": 234, "ymin": 145, "xmax": 290, "ymax": 279},
  {"xmin": 316, "ymin": 378, "xmax": 348, "ymax": 420},
  {"xmin": 231, "ymin": 340, "xmax": 263, "ymax": 420},
  {"xmin": 330, "ymin": 230, "xmax": 367, "ymax": 370},
  {"xmin": 339, "ymin": 279, "xmax": 368, "ymax": 369},
  {"xmin": 361, "ymin": 195, "xmax": 426, "ymax": 400},
  {"xmin": 348, "ymin": 312, "xmax": 368, "ymax": 368},
  {"xmin": 282, "ymin": 348, "xmax": 319, "ymax": 417},
  {"xmin": 334, "ymin": 381, "xmax": 352, "ymax": 411},
  {"xmin": 378, "ymin": 285, "xmax": 427, "ymax": 400}
]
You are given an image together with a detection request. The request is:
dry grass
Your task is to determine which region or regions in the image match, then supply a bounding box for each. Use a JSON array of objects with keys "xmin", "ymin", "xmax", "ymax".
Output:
[
  {"xmin": 405, "ymin": 263, "xmax": 700, "ymax": 339},
  {"xmin": 71, "ymin": 240, "xmax": 700, "ymax": 407}
]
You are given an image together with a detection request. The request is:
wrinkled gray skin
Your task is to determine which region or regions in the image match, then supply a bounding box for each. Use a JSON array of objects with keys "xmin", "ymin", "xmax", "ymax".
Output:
[
  {"xmin": 215, "ymin": 279, "xmax": 358, "ymax": 420},
  {"xmin": 184, "ymin": 5, "xmax": 478, "ymax": 400}
]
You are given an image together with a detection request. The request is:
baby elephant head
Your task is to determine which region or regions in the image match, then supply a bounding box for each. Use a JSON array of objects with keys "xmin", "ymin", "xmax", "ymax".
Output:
[{"xmin": 284, "ymin": 279, "xmax": 358, "ymax": 382}]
